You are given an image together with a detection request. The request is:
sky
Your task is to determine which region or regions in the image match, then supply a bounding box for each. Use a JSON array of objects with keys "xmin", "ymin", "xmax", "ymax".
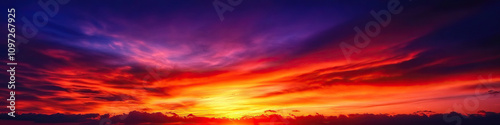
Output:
[{"xmin": 1, "ymin": 0, "xmax": 500, "ymax": 119}]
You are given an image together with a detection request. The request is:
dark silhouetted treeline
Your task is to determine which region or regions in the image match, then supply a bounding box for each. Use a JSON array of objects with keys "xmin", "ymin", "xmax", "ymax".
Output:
[{"xmin": 1, "ymin": 110, "xmax": 499, "ymax": 125}]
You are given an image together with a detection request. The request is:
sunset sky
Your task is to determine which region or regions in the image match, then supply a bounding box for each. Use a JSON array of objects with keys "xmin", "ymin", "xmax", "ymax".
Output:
[{"xmin": 2, "ymin": 0, "xmax": 500, "ymax": 119}]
